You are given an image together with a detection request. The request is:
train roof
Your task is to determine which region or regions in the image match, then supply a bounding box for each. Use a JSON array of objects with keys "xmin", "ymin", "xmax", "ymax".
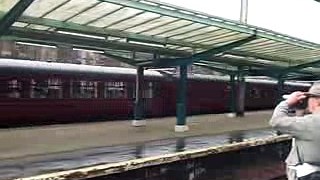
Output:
[
  {"xmin": 0, "ymin": 58, "xmax": 311, "ymax": 87},
  {"xmin": 0, "ymin": 58, "xmax": 162, "ymax": 78}
]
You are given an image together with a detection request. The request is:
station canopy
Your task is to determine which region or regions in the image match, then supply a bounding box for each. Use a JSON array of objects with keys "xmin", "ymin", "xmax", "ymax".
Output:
[{"xmin": 1, "ymin": 0, "xmax": 320, "ymax": 80}]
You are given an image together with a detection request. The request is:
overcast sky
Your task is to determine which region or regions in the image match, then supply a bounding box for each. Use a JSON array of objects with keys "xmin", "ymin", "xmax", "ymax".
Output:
[{"xmin": 159, "ymin": 0, "xmax": 320, "ymax": 44}]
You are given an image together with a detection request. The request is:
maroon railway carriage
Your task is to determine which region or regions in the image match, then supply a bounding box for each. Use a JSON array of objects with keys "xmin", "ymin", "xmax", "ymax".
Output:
[{"xmin": 0, "ymin": 58, "xmax": 310, "ymax": 126}]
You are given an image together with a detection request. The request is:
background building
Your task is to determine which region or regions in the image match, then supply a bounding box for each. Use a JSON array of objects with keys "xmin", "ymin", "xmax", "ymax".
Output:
[{"xmin": 0, "ymin": 40, "xmax": 220, "ymax": 75}]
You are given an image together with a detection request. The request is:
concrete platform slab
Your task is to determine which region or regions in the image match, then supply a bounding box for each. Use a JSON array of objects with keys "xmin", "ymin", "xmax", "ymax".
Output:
[{"xmin": 0, "ymin": 110, "xmax": 273, "ymax": 160}]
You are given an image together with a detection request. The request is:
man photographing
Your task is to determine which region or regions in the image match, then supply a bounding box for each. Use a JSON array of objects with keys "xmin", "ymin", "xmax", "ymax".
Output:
[{"xmin": 270, "ymin": 83, "xmax": 320, "ymax": 180}]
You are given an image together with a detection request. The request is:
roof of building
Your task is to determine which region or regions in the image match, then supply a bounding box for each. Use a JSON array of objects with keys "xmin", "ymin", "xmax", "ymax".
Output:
[{"xmin": 0, "ymin": 0, "xmax": 320, "ymax": 80}]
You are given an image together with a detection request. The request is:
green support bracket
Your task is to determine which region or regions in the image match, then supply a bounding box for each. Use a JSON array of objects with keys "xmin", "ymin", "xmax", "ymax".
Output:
[
  {"xmin": 198, "ymin": 57, "xmax": 284, "ymax": 69},
  {"xmin": 191, "ymin": 35, "xmax": 256, "ymax": 62},
  {"xmin": 226, "ymin": 50, "xmax": 291, "ymax": 63},
  {"xmin": 138, "ymin": 35, "xmax": 256, "ymax": 68},
  {"xmin": 247, "ymin": 66, "xmax": 314, "ymax": 80},
  {"xmin": 0, "ymin": 0, "xmax": 34, "ymax": 37},
  {"xmin": 193, "ymin": 63, "xmax": 237, "ymax": 75},
  {"xmin": 193, "ymin": 62, "xmax": 285, "ymax": 78},
  {"xmin": 282, "ymin": 58, "xmax": 320, "ymax": 74},
  {"xmin": 194, "ymin": 61, "xmax": 289, "ymax": 78},
  {"xmin": 283, "ymin": 74, "xmax": 320, "ymax": 81},
  {"xmin": 176, "ymin": 64, "xmax": 188, "ymax": 126},
  {"xmin": 134, "ymin": 66, "xmax": 144, "ymax": 120},
  {"xmin": 138, "ymin": 57, "xmax": 190, "ymax": 67},
  {"xmin": 246, "ymin": 68, "xmax": 280, "ymax": 78}
]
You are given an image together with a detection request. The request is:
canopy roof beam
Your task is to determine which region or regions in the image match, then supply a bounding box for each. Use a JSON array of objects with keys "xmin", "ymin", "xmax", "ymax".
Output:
[
  {"xmin": 193, "ymin": 63, "xmax": 279, "ymax": 77},
  {"xmin": 15, "ymin": 15, "xmax": 208, "ymax": 50},
  {"xmin": 5, "ymin": 14, "xmax": 317, "ymax": 63},
  {"xmin": 138, "ymin": 35, "xmax": 256, "ymax": 67},
  {"xmin": 0, "ymin": 0, "xmax": 318, "ymax": 80},
  {"xmin": 199, "ymin": 57, "xmax": 285, "ymax": 69},
  {"xmin": 6, "ymin": 27, "xmax": 190, "ymax": 57},
  {"xmin": 193, "ymin": 63, "xmax": 237, "ymax": 75},
  {"xmin": 226, "ymin": 50, "xmax": 291, "ymax": 63},
  {"xmin": 100, "ymin": 0, "xmax": 316, "ymax": 48},
  {"xmin": 282, "ymin": 59, "xmax": 320, "ymax": 74},
  {"xmin": 191, "ymin": 35, "xmax": 256, "ymax": 60},
  {"xmin": 103, "ymin": 52, "xmax": 138, "ymax": 67},
  {"xmin": 0, "ymin": 0, "xmax": 34, "ymax": 37}
]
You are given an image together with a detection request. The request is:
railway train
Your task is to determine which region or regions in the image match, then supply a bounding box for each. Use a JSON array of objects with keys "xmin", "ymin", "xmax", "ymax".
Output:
[{"xmin": 0, "ymin": 58, "xmax": 310, "ymax": 127}]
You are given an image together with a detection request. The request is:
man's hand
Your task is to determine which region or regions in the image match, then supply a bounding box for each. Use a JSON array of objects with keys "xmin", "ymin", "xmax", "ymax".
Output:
[{"xmin": 285, "ymin": 91, "xmax": 307, "ymax": 106}]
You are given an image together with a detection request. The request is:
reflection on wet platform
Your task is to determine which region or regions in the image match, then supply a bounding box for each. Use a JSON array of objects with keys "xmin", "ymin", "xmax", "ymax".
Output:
[{"xmin": 0, "ymin": 129, "xmax": 288, "ymax": 179}]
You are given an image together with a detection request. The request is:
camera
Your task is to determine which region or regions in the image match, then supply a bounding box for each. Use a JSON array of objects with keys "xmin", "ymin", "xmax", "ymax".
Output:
[{"xmin": 295, "ymin": 98, "xmax": 308, "ymax": 110}]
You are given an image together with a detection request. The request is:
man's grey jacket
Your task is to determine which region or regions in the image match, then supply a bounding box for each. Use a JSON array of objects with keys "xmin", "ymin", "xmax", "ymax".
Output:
[{"xmin": 270, "ymin": 101, "xmax": 320, "ymax": 166}]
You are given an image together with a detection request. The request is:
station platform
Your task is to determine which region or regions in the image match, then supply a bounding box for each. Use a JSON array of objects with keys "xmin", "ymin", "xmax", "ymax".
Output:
[
  {"xmin": 0, "ymin": 110, "xmax": 291, "ymax": 180},
  {"xmin": 0, "ymin": 110, "xmax": 273, "ymax": 160}
]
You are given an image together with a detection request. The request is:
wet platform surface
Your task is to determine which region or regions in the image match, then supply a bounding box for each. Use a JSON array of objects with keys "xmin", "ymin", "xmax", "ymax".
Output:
[
  {"xmin": 0, "ymin": 111, "xmax": 275, "ymax": 179},
  {"xmin": 1, "ymin": 129, "xmax": 284, "ymax": 179}
]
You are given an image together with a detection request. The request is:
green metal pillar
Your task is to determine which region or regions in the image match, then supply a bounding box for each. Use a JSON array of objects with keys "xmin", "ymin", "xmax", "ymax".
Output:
[
  {"xmin": 229, "ymin": 74, "xmax": 237, "ymax": 114},
  {"xmin": 132, "ymin": 66, "xmax": 146, "ymax": 126},
  {"xmin": 277, "ymin": 78, "xmax": 285, "ymax": 104},
  {"xmin": 276, "ymin": 78, "xmax": 285, "ymax": 135},
  {"xmin": 175, "ymin": 64, "xmax": 189, "ymax": 132},
  {"xmin": 236, "ymin": 70, "xmax": 246, "ymax": 117}
]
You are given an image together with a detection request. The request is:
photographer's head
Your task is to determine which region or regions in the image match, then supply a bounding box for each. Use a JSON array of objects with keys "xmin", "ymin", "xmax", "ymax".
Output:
[
  {"xmin": 285, "ymin": 83, "xmax": 320, "ymax": 114},
  {"xmin": 305, "ymin": 83, "xmax": 320, "ymax": 113}
]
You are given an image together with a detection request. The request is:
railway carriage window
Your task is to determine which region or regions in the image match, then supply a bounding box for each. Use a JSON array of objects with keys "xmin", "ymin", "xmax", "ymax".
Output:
[
  {"xmin": 262, "ymin": 90, "xmax": 269, "ymax": 98},
  {"xmin": 224, "ymin": 85, "xmax": 231, "ymax": 96},
  {"xmin": 47, "ymin": 78, "xmax": 62, "ymax": 99},
  {"xmin": 250, "ymin": 88, "xmax": 260, "ymax": 99},
  {"xmin": 105, "ymin": 82, "xmax": 126, "ymax": 99},
  {"xmin": 126, "ymin": 82, "xmax": 135, "ymax": 99},
  {"xmin": 31, "ymin": 79, "xmax": 48, "ymax": 98},
  {"xmin": 72, "ymin": 81, "xmax": 82, "ymax": 98},
  {"xmin": 8, "ymin": 79, "xmax": 21, "ymax": 98},
  {"xmin": 152, "ymin": 82, "xmax": 161, "ymax": 97},
  {"xmin": 82, "ymin": 81, "xmax": 96, "ymax": 98},
  {"xmin": 72, "ymin": 81, "xmax": 96, "ymax": 98},
  {"xmin": 130, "ymin": 82, "xmax": 153, "ymax": 99},
  {"xmin": 226, "ymin": 85, "xmax": 231, "ymax": 91},
  {"xmin": 144, "ymin": 82, "xmax": 153, "ymax": 98}
]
